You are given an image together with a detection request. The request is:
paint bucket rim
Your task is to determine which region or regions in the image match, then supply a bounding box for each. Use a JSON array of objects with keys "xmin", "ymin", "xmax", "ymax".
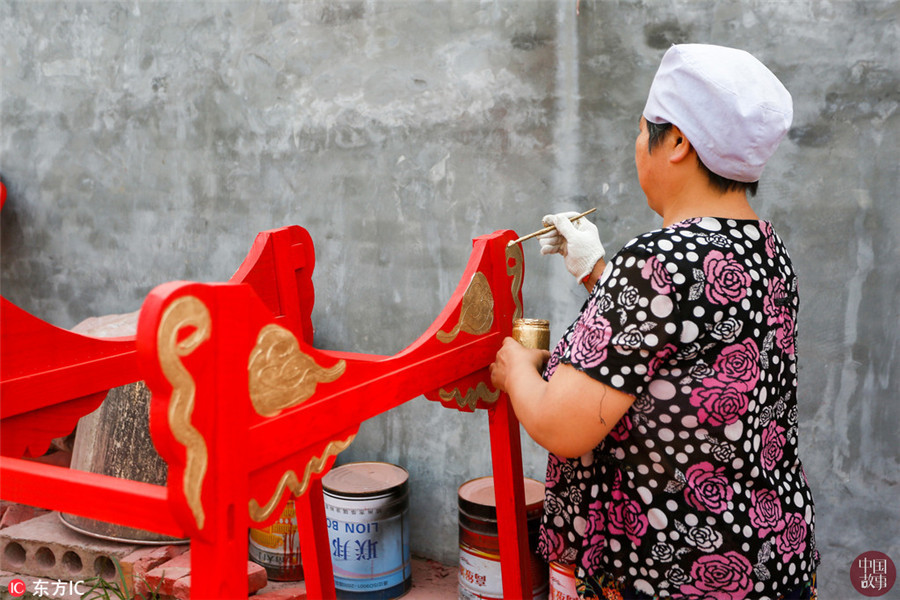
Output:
[
  {"xmin": 457, "ymin": 476, "xmax": 545, "ymax": 522},
  {"xmin": 323, "ymin": 461, "xmax": 409, "ymax": 498}
]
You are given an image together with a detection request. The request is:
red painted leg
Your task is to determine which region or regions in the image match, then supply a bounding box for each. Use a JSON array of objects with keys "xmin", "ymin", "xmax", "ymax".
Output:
[
  {"xmin": 296, "ymin": 479, "xmax": 337, "ymax": 600},
  {"xmin": 488, "ymin": 394, "xmax": 534, "ymax": 599}
]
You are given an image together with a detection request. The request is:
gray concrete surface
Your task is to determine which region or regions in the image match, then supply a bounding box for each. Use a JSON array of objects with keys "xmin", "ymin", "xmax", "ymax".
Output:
[{"xmin": 1, "ymin": 2, "xmax": 898, "ymax": 598}]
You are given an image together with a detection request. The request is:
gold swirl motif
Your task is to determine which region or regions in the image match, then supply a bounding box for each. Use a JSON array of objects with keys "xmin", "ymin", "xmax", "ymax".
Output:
[
  {"xmin": 439, "ymin": 381, "xmax": 500, "ymax": 411},
  {"xmin": 248, "ymin": 435, "xmax": 356, "ymax": 522},
  {"xmin": 157, "ymin": 295, "xmax": 212, "ymax": 530},
  {"xmin": 505, "ymin": 243, "xmax": 524, "ymax": 321},
  {"xmin": 248, "ymin": 324, "xmax": 346, "ymax": 417},
  {"xmin": 437, "ymin": 272, "xmax": 494, "ymax": 343}
]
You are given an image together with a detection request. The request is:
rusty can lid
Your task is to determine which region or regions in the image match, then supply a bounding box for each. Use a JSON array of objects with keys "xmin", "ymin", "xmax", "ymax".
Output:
[
  {"xmin": 322, "ymin": 461, "xmax": 409, "ymax": 498},
  {"xmin": 458, "ymin": 476, "xmax": 545, "ymax": 522}
]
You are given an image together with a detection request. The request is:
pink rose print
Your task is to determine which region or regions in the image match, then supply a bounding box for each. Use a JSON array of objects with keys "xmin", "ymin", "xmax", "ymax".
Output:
[
  {"xmin": 749, "ymin": 489, "xmax": 785, "ymax": 537},
  {"xmin": 641, "ymin": 255, "xmax": 673, "ymax": 294},
  {"xmin": 761, "ymin": 421, "xmax": 786, "ymax": 470},
  {"xmin": 775, "ymin": 512, "xmax": 808, "ymax": 559},
  {"xmin": 580, "ymin": 501, "xmax": 608, "ymax": 572},
  {"xmin": 776, "ymin": 315, "xmax": 796, "ymax": 355},
  {"xmin": 606, "ymin": 489, "xmax": 648, "ymax": 545},
  {"xmin": 538, "ymin": 524, "xmax": 567, "ymax": 561},
  {"xmin": 690, "ymin": 385, "xmax": 749, "ymax": 427},
  {"xmin": 684, "ymin": 462, "xmax": 733, "ymax": 514},
  {"xmin": 545, "ymin": 454, "xmax": 565, "ymax": 487},
  {"xmin": 707, "ymin": 339, "xmax": 760, "ymax": 392},
  {"xmin": 681, "ymin": 552, "xmax": 753, "ymax": 599},
  {"xmin": 649, "ymin": 343, "xmax": 678, "ymax": 378},
  {"xmin": 762, "ymin": 221, "xmax": 777, "ymax": 258},
  {"xmin": 569, "ymin": 315, "xmax": 612, "ymax": 369},
  {"xmin": 703, "ymin": 250, "xmax": 751, "ymax": 305},
  {"xmin": 764, "ymin": 278, "xmax": 788, "ymax": 325},
  {"xmin": 609, "ymin": 413, "xmax": 632, "ymax": 442}
]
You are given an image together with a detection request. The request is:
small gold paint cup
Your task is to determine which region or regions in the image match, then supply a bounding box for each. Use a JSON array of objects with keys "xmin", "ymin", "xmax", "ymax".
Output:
[{"xmin": 512, "ymin": 318, "xmax": 550, "ymax": 351}]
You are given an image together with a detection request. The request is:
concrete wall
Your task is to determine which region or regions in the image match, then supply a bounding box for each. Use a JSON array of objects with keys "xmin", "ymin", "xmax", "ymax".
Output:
[{"xmin": 2, "ymin": 1, "xmax": 897, "ymax": 597}]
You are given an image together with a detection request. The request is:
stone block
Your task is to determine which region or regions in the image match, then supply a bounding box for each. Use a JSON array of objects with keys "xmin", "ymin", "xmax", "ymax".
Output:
[{"xmin": 0, "ymin": 512, "xmax": 139, "ymax": 583}]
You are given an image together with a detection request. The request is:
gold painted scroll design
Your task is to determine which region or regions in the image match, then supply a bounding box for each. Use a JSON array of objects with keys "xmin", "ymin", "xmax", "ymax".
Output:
[
  {"xmin": 248, "ymin": 324, "xmax": 346, "ymax": 417},
  {"xmin": 505, "ymin": 243, "xmax": 524, "ymax": 322},
  {"xmin": 248, "ymin": 435, "xmax": 356, "ymax": 522},
  {"xmin": 437, "ymin": 271, "xmax": 494, "ymax": 343},
  {"xmin": 157, "ymin": 295, "xmax": 212, "ymax": 530},
  {"xmin": 438, "ymin": 381, "xmax": 500, "ymax": 411}
]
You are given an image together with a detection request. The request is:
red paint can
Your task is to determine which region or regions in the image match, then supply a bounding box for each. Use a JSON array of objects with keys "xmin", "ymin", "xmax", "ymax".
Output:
[
  {"xmin": 457, "ymin": 476, "xmax": 548, "ymax": 599},
  {"xmin": 249, "ymin": 498, "xmax": 303, "ymax": 581},
  {"xmin": 549, "ymin": 561, "xmax": 578, "ymax": 600}
]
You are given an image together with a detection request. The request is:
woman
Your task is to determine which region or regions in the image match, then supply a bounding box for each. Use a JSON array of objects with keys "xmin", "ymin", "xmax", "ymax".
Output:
[{"xmin": 490, "ymin": 44, "xmax": 819, "ymax": 599}]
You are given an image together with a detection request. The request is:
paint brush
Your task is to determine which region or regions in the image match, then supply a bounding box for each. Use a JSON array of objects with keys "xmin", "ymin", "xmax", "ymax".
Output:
[{"xmin": 507, "ymin": 208, "xmax": 597, "ymax": 247}]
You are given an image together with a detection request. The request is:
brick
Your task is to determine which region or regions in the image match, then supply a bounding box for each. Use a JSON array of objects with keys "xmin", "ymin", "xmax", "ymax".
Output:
[
  {"xmin": 172, "ymin": 573, "xmax": 191, "ymax": 599},
  {"xmin": 139, "ymin": 549, "xmax": 192, "ymax": 597},
  {"xmin": 0, "ymin": 512, "xmax": 139, "ymax": 582},
  {"xmin": 0, "ymin": 503, "xmax": 49, "ymax": 529},
  {"xmin": 252, "ymin": 584, "xmax": 308, "ymax": 600},
  {"xmin": 119, "ymin": 544, "xmax": 189, "ymax": 597},
  {"xmin": 247, "ymin": 560, "xmax": 267, "ymax": 594}
]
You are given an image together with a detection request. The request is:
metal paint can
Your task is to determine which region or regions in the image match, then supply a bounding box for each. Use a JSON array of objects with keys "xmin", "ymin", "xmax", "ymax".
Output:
[
  {"xmin": 512, "ymin": 318, "xmax": 550, "ymax": 351},
  {"xmin": 248, "ymin": 498, "xmax": 303, "ymax": 581},
  {"xmin": 322, "ymin": 462, "xmax": 411, "ymax": 599},
  {"xmin": 549, "ymin": 561, "xmax": 578, "ymax": 600},
  {"xmin": 457, "ymin": 476, "xmax": 548, "ymax": 600}
]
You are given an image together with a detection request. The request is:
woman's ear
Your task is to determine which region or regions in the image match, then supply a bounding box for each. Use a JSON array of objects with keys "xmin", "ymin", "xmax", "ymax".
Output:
[{"xmin": 668, "ymin": 125, "xmax": 693, "ymax": 164}]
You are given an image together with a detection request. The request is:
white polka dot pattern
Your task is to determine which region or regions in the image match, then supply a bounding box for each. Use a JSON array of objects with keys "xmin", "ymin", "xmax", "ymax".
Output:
[{"xmin": 538, "ymin": 218, "xmax": 819, "ymax": 598}]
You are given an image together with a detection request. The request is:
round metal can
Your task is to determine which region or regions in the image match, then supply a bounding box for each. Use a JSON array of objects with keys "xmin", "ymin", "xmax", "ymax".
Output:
[
  {"xmin": 323, "ymin": 462, "xmax": 411, "ymax": 599},
  {"xmin": 457, "ymin": 476, "xmax": 548, "ymax": 600},
  {"xmin": 512, "ymin": 318, "xmax": 550, "ymax": 351},
  {"xmin": 248, "ymin": 498, "xmax": 303, "ymax": 581},
  {"xmin": 549, "ymin": 561, "xmax": 578, "ymax": 600}
]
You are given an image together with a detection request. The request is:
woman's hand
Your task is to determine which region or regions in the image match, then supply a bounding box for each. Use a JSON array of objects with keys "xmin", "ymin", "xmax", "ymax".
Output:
[{"xmin": 490, "ymin": 337, "xmax": 550, "ymax": 393}]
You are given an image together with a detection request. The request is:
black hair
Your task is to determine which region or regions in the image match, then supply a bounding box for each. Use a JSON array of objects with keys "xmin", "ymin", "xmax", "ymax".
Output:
[{"xmin": 645, "ymin": 121, "xmax": 759, "ymax": 197}]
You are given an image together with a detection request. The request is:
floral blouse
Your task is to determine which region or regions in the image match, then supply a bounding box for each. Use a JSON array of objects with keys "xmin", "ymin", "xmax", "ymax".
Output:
[{"xmin": 538, "ymin": 217, "xmax": 819, "ymax": 599}]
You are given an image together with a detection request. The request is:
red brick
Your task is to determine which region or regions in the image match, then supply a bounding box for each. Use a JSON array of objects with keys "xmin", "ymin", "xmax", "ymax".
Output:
[
  {"xmin": 172, "ymin": 574, "xmax": 191, "ymax": 600},
  {"xmin": 138, "ymin": 550, "xmax": 193, "ymax": 597},
  {"xmin": 0, "ymin": 503, "xmax": 49, "ymax": 529},
  {"xmin": 135, "ymin": 550, "xmax": 268, "ymax": 598},
  {"xmin": 247, "ymin": 560, "xmax": 268, "ymax": 595},
  {"xmin": 252, "ymin": 585, "xmax": 308, "ymax": 600},
  {"xmin": 120, "ymin": 544, "xmax": 189, "ymax": 596}
]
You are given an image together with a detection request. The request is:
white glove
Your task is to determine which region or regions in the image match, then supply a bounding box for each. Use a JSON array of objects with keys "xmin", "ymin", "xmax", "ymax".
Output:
[{"xmin": 538, "ymin": 211, "xmax": 606, "ymax": 282}]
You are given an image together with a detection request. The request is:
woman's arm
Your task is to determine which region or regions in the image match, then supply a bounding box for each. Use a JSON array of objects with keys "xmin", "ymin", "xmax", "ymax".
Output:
[{"xmin": 490, "ymin": 337, "xmax": 635, "ymax": 458}]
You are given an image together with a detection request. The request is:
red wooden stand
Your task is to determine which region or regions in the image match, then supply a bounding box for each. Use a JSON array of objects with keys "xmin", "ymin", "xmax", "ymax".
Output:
[{"xmin": 0, "ymin": 225, "xmax": 535, "ymax": 599}]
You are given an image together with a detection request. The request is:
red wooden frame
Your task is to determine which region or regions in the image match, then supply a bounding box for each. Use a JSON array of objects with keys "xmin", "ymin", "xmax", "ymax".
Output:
[{"xmin": 0, "ymin": 225, "xmax": 534, "ymax": 599}]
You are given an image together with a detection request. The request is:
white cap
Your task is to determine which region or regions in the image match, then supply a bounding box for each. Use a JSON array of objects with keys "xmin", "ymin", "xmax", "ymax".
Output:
[{"xmin": 643, "ymin": 44, "xmax": 793, "ymax": 183}]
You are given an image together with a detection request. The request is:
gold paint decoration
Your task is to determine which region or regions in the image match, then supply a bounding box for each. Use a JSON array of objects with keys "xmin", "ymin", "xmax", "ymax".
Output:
[
  {"xmin": 437, "ymin": 272, "xmax": 494, "ymax": 343},
  {"xmin": 505, "ymin": 243, "xmax": 524, "ymax": 321},
  {"xmin": 248, "ymin": 324, "xmax": 346, "ymax": 417},
  {"xmin": 248, "ymin": 435, "xmax": 356, "ymax": 522},
  {"xmin": 439, "ymin": 382, "xmax": 500, "ymax": 411},
  {"xmin": 157, "ymin": 295, "xmax": 212, "ymax": 530}
]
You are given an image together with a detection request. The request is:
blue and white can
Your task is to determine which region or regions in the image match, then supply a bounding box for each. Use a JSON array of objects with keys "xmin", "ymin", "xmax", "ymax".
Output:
[{"xmin": 323, "ymin": 462, "xmax": 411, "ymax": 600}]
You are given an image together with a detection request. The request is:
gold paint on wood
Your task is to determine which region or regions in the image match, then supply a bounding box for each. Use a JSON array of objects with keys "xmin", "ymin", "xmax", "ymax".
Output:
[
  {"xmin": 248, "ymin": 324, "xmax": 346, "ymax": 417},
  {"xmin": 505, "ymin": 243, "xmax": 524, "ymax": 321},
  {"xmin": 437, "ymin": 271, "xmax": 494, "ymax": 343},
  {"xmin": 248, "ymin": 435, "xmax": 356, "ymax": 522},
  {"xmin": 439, "ymin": 381, "xmax": 500, "ymax": 411},
  {"xmin": 157, "ymin": 295, "xmax": 212, "ymax": 530}
]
